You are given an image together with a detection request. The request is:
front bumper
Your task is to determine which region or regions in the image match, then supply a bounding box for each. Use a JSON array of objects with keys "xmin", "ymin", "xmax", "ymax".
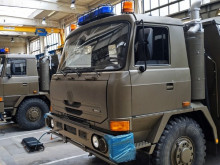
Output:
[{"xmin": 45, "ymin": 113, "xmax": 136, "ymax": 164}]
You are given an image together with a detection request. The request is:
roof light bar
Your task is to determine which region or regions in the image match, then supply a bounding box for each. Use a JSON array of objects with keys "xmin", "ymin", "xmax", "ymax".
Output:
[
  {"xmin": 0, "ymin": 48, "xmax": 9, "ymax": 54},
  {"xmin": 78, "ymin": 5, "xmax": 115, "ymax": 26},
  {"xmin": 70, "ymin": 24, "xmax": 77, "ymax": 31},
  {"xmin": 121, "ymin": 0, "xmax": 134, "ymax": 13}
]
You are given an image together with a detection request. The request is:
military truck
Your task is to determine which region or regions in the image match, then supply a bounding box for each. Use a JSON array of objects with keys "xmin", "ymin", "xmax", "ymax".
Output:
[
  {"xmin": 0, "ymin": 54, "xmax": 52, "ymax": 130},
  {"xmin": 46, "ymin": 1, "xmax": 220, "ymax": 164}
]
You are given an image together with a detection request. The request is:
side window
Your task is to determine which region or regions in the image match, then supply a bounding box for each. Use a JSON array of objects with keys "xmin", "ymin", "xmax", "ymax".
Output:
[
  {"xmin": 135, "ymin": 26, "xmax": 169, "ymax": 65},
  {"xmin": 7, "ymin": 59, "xmax": 26, "ymax": 75}
]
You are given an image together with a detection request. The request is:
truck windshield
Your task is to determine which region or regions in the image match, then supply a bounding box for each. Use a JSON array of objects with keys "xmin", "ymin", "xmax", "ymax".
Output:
[{"xmin": 59, "ymin": 22, "xmax": 130, "ymax": 72}]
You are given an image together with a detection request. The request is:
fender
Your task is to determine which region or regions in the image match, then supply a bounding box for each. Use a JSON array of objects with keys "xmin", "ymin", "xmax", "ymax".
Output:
[
  {"xmin": 134, "ymin": 102, "xmax": 218, "ymax": 154},
  {"xmin": 12, "ymin": 92, "xmax": 50, "ymax": 116}
]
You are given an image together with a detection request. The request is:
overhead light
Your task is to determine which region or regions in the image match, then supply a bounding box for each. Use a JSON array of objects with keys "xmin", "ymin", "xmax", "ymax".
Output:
[
  {"xmin": 11, "ymin": 37, "xmax": 15, "ymax": 42},
  {"xmin": 70, "ymin": 0, "xmax": 76, "ymax": 9},
  {"xmin": 42, "ymin": 17, "xmax": 46, "ymax": 25}
]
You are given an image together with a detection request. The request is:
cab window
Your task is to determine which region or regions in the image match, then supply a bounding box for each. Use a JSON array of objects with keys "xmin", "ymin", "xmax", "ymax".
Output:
[
  {"xmin": 135, "ymin": 26, "xmax": 169, "ymax": 65},
  {"xmin": 7, "ymin": 59, "xmax": 26, "ymax": 75}
]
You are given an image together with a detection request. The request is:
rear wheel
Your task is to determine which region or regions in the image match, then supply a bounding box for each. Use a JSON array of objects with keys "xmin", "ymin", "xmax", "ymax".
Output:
[
  {"xmin": 16, "ymin": 98, "xmax": 49, "ymax": 130},
  {"xmin": 152, "ymin": 117, "xmax": 206, "ymax": 165}
]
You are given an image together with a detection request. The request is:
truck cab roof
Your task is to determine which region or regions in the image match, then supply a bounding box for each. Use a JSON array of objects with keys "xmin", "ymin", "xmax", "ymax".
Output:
[
  {"xmin": 202, "ymin": 17, "xmax": 220, "ymax": 25},
  {"xmin": 67, "ymin": 14, "xmax": 183, "ymax": 40},
  {"xmin": 135, "ymin": 14, "xmax": 183, "ymax": 26}
]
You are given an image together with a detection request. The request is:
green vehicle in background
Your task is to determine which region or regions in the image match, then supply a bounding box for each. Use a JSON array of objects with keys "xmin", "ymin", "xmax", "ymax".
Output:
[{"xmin": 0, "ymin": 53, "xmax": 55, "ymax": 130}]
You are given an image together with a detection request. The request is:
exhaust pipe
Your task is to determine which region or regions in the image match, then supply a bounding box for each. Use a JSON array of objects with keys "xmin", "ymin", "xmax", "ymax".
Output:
[
  {"xmin": 189, "ymin": 0, "xmax": 202, "ymax": 21},
  {"xmin": 185, "ymin": 0, "xmax": 205, "ymax": 100}
]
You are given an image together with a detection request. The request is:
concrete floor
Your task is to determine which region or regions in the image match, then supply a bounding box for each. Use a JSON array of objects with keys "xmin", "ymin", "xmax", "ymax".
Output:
[{"xmin": 0, "ymin": 122, "xmax": 219, "ymax": 165}]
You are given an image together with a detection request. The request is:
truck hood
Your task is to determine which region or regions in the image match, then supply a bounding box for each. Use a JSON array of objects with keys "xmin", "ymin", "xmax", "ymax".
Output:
[{"xmin": 50, "ymin": 73, "xmax": 109, "ymax": 123}]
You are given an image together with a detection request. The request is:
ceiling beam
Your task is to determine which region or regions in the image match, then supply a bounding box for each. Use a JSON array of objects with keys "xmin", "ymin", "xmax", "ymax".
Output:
[
  {"xmin": 0, "ymin": 25, "xmax": 62, "ymax": 33},
  {"xmin": 0, "ymin": 0, "xmax": 88, "ymax": 14},
  {"xmin": 0, "ymin": 16, "xmax": 60, "ymax": 28},
  {"xmin": 28, "ymin": 10, "xmax": 44, "ymax": 18}
]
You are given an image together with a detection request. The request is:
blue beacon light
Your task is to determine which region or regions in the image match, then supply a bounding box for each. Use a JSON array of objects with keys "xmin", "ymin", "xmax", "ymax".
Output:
[{"xmin": 78, "ymin": 5, "xmax": 115, "ymax": 26}]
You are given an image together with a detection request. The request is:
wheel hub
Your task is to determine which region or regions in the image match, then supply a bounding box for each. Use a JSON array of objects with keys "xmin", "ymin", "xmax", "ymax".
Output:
[
  {"xmin": 172, "ymin": 137, "xmax": 194, "ymax": 165},
  {"xmin": 26, "ymin": 107, "xmax": 41, "ymax": 122}
]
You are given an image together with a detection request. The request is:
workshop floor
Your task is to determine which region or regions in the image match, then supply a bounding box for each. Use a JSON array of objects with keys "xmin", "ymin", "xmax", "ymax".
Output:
[{"xmin": 0, "ymin": 121, "xmax": 219, "ymax": 165}]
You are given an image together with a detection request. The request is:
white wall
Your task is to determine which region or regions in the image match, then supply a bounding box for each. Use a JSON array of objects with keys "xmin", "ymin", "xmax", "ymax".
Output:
[{"xmin": 0, "ymin": 36, "xmax": 27, "ymax": 54}]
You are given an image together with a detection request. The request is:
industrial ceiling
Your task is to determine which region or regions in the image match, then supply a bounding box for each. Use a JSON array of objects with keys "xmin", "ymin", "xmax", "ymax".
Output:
[{"xmin": 0, "ymin": 0, "xmax": 121, "ymax": 28}]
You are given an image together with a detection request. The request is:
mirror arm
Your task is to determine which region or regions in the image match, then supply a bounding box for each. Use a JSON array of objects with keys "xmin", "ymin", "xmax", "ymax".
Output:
[{"xmin": 141, "ymin": 19, "xmax": 147, "ymax": 72}]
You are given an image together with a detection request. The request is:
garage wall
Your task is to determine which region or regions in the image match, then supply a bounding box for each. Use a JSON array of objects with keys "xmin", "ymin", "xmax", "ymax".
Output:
[{"xmin": 0, "ymin": 36, "xmax": 27, "ymax": 54}]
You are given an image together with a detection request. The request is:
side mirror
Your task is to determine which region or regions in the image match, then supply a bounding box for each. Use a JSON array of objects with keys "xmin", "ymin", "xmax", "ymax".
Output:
[
  {"xmin": 6, "ymin": 64, "xmax": 12, "ymax": 78},
  {"xmin": 137, "ymin": 28, "xmax": 153, "ymax": 72}
]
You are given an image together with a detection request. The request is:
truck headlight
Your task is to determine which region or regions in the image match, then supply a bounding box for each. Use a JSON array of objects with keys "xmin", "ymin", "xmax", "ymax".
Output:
[{"xmin": 92, "ymin": 135, "xmax": 99, "ymax": 148}]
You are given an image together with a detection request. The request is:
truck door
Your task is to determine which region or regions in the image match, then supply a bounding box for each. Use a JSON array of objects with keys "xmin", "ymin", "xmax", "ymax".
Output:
[
  {"xmin": 3, "ymin": 58, "xmax": 29, "ymax": 107},
  {"xmin": 0, "ymin": 57, "xmax": 5, "ymax": 113},
  {"xmin": 130, "ymin": 26, "xmax": 177, "ymax": 116}
]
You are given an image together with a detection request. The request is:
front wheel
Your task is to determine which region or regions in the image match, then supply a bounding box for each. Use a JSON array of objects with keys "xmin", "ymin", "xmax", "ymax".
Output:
[
  {"xmin": 16, "ymin": 98, "xmax": 49, "ymax": 130},
  {"xmin": 152, "ymin": 117, "xmax": 206, "ymax": 165}
]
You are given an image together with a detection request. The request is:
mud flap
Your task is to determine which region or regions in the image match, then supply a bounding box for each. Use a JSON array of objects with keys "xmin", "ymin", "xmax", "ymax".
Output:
[{"xmin": 104, "ymin": 133, "xmax": 136, "ymax": 163}]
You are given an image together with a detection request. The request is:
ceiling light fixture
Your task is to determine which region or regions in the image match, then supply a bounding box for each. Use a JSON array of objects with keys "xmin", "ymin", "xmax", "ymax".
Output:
[
  {"xmin": 42, "ymin": 17, "xmax": 46, "ymax": 25},
  {"xmin": 11, "ymin": 37, "xmax": 15, "ymax": 42},
  {"xmin": 70, "ymin": 0, "xmax": 76, "ymax": 9}
]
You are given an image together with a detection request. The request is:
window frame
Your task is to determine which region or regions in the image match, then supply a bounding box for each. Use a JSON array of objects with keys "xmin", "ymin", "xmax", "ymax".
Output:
[{"xmin": 134, "ymin": 24, "xmax": 171, "ymax": 67}]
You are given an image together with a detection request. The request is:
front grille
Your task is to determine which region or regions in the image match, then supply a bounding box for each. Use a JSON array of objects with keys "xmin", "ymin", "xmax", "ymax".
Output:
[
  {"xmin": 56, "ymin": 122, "xmax": 62, "ymax": 129},
  {"xmin": 64, "ymin": 125, "xmax": 76, "ymax": 135},
  {"xmin": 78, "ymin": 130, "xmax": 87, "ymax": 139}
]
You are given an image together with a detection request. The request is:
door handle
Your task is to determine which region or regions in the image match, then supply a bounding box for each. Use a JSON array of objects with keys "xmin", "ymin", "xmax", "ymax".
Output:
[
  {"xmin": 166, "ymin": 83, "xmax": 174, "ymax": 90},
  {"xmin": 22, "ymin": 83, "xmax": 28, "ymax": 86}
]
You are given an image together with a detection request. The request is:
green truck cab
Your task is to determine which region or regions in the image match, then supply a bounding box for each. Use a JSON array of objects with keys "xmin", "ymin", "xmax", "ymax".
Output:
[
  {"xmin": 46, "ymin": 1, "xmax": 220, "ymax": 165},
  {"xmin": 0, "ymin": 54, "xmax": 50, "ymax": 130}
]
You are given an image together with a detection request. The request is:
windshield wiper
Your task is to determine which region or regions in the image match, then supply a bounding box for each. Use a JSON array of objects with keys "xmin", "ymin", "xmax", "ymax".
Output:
[
  {"xmin": 61, "ymin": 67, "xmax": 81, "ymax": 77},
  {"xmin": 61, "ymin": 67, "xmax": 102, "ymax": 78},
  {"xmin": 59, "ymin": 70, "xmax": 67, "ymax": 76},
  {"xmin": 80, "ymin": 67, "xmax": 101, "ymax": 77}
]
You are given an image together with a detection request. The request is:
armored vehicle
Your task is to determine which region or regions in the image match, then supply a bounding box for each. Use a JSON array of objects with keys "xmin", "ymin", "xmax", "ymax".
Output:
[
  {"xmin": 0, "ymin": 54, "xmax": 51, "ymax": 130},
  {"xmin": 46, "ymin": 1, "xmax": 220, "ymax": 164}
]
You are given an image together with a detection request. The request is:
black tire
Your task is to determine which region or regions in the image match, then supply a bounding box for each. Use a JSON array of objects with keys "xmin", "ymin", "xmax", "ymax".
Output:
[
  {"xmin": 152, "ymin": 117, "xmax": 206, "ymax": 165},
  {"xmin": 16, "ymin": 98, "xmax": 49, "ymax": 130}
]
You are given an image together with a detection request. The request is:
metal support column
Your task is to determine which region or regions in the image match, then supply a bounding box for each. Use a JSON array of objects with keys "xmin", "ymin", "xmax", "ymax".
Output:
[
  {"xmin": 39, "ymin": 36, "xmax": 45, "ymax": 54},
  {"xmin": 26, "ymin": 38, "xmax": 30, "ymax": 54}
]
